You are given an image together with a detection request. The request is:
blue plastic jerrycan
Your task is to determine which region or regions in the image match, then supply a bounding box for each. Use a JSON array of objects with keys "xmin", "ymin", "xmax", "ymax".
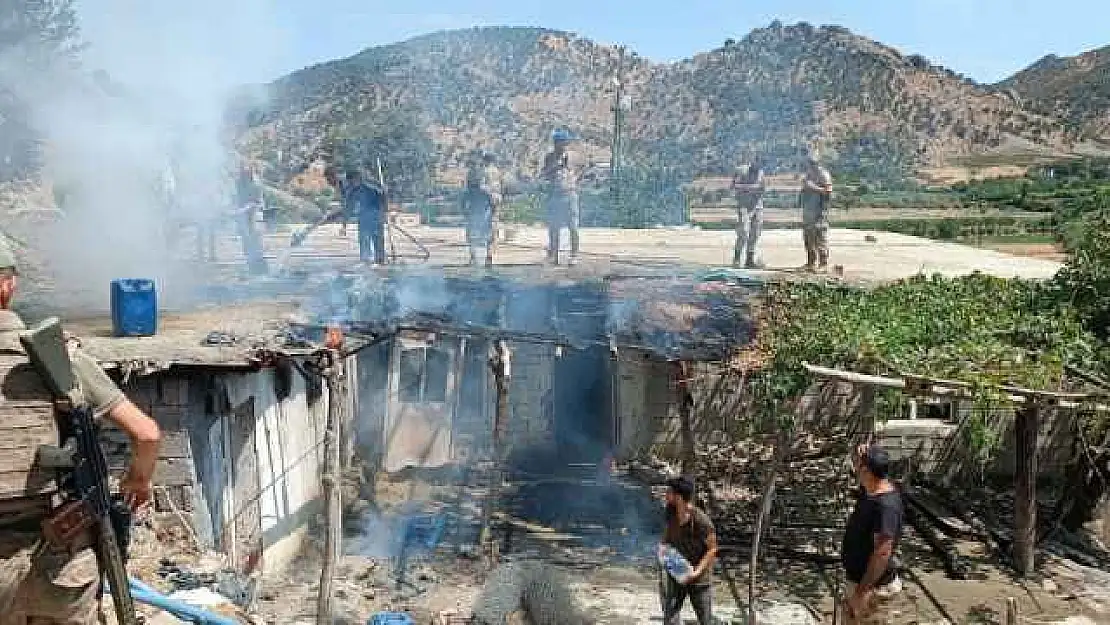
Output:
[{"xmin": 110, "ymin": 279, "xmax": 158, "ymax": 337}]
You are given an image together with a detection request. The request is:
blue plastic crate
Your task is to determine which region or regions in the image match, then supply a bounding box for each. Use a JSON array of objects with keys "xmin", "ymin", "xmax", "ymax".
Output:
[
  {"xmin": 110, "ymin": 279, "xmax": 157, "ymax": 337},
  {"xmin": 368, "ymin": 612, "xmax": 414, "ymax": 625}
]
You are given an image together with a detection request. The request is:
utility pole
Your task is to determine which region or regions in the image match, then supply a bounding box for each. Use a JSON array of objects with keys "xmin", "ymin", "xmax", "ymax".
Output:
[{"xmin": 610, "ymin": 48, "xmax": 627, "ymax": 226}]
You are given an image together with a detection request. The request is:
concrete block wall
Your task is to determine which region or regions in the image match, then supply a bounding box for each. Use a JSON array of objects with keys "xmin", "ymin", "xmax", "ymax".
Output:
[
  {"xmin": 100, "ymin": 373, "xmax": 198, "ymax": 515},
  {"xmin": 875, "ymin": 418, "xmax": 959, "ymax": 475},
  {"xmin": 612, "ymin": 350, "xmax": 679, "ymax": 461},
  {"xmin": 506, "ymin": 342, "xmax": 555, "ymax": 451}
]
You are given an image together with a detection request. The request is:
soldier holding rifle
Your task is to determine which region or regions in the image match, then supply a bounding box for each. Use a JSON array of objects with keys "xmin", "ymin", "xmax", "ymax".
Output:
[{"xmin": 0, "ymin": 239, "xmax": 161, "ymax": 625}]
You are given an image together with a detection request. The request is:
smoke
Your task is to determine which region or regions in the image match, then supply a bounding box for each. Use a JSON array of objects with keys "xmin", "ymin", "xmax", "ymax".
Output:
[{"xmin": 0, "ymin": 1, "xmax": 287, "ymax": 312}]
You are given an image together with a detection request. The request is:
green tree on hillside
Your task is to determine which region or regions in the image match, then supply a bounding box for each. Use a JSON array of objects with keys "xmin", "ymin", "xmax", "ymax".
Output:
[
  {"xmin": 1054, "ymin": 191, "xmax": 1110, "ymax": 341},
  {"xmin": 331, "ymin": 106, "xmax": 437, "ymax": 200}
]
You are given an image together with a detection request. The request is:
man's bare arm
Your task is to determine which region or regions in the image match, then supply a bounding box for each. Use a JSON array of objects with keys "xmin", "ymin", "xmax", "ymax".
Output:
[
  {"xmin": 858, "ymin": 535, "xmax": 894, "ymax": 590},
  {"xmin": 103, "ymin": 399, "xmax": 161, "ymax": 507},
  {"xmin": 694, "ymin": 529, "xmax": 719, "ymax": 577}
]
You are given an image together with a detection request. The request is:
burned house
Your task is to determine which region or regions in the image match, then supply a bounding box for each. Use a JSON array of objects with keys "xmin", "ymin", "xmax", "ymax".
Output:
[
  {"xmin": 70, "ymin": 302, "xmax": 356, "ymax": 576},
  {"xmin": 303, "ymin": 271, "xmax": 761, "ymax": 477}
]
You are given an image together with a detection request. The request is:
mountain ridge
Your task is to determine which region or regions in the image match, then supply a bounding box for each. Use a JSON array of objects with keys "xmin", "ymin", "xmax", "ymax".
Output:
[
  {"xmin": 999, "ymin": 45, "xmax": 1110, "ymax": 142},
  {"xmin": 240, "ymin": 23, "xmax": 1106, "ymax": 194}
]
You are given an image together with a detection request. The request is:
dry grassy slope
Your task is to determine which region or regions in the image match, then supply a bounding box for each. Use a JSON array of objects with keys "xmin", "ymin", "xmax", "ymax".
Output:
[
  {"xmin": 632, "ymin": 23, "xmax": 1077, "ymax": 168},
  {"xmin": 999, "ymin": 46, "xmax": 1110, "ymax": 142},
  {"xmin": 244, "ymin": 23, "xmax": 1085, "ymax": 184}
]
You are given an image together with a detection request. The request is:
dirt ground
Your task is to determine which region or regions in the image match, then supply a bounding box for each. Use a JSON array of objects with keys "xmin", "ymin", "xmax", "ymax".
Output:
[
  {"xmin": 237, "ymin": 468, "xmax": 1109, "ymax": 625},
  {"xmin": 980, "ymin": 242, "xmax": 1067, "ymax": 262}
]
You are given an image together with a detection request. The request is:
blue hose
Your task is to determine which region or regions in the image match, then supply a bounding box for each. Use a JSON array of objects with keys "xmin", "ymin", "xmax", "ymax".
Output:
[{"xmin": 106, "ymin": 577, "xmax": 242, "ymax": 625}]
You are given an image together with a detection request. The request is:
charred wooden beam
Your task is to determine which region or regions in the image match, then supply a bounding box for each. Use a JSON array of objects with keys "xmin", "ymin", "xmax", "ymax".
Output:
[
  {"xmin": 904, "ymin": 499, "xmax": 969, "ymax": 580},
  {"xmin": 902, "ymin": 490, "xmax": 975, "ymax": 540},
  {"xmin": 675, "ymin": 361, "xmax": 696, "ymax": 475},
  {"xmin": 480, "ymin": 339, "xmax": 511, "ymax": 568},
  {"xmin": 316, "ymin": 350, "xmax": 345, "ymax": 625}
]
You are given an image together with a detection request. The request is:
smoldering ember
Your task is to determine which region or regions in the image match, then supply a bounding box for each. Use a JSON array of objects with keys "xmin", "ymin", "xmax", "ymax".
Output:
[{"xmin": 2, "ymin": 216, "xmax": 1107, "ymax": 625}]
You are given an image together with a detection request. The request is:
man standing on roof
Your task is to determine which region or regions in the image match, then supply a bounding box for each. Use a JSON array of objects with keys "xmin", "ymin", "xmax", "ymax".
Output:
[
  {"xmin": 540, "ymin": 128, "xmax": 582, "ymax": 266},
  {"xmin": 840, "ymin": 443, "xmax": 905, "ymax": 624},
  {"xmin": 730, "ymin": 157, "xmax": 767, "ymax": 269},
  {"xmin": 233, "ymin": 160, "xmax": 268, "ymax": 275},
  {"xmin": 344, "ymin": 169, "xmax": 387, "ymax": 265},
  {"xmin": 0, "ymin": 239, "xmax": 162, "ymax": 624},
  {"xmin": 799, "ymin": 149, "xmax": 833, "ymax": 272},
  {"xmin": 461, "ymin": 151, "xmax": 503, "ymax": 267}
]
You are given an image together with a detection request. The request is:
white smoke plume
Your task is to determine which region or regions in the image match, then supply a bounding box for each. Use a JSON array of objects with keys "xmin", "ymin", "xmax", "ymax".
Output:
[{"xmin": 1, "ymin": 0, "xmax": 287, "ymax": 312}]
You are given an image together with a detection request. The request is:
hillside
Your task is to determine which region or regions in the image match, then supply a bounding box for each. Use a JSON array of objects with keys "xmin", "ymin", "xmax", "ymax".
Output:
[
  {"xmin": 243, "ymin": 23, "xmax": 1088, "ymax": 194},
  {"xmin": 1000, "ymin": 46, "xmax": 1110, "ymax": 143}
]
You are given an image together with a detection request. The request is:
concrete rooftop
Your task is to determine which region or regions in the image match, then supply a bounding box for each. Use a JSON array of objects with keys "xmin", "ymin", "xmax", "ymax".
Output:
[{"xmin": 258, "ymin": 224, "xmax": 1062, "ymax": 284}]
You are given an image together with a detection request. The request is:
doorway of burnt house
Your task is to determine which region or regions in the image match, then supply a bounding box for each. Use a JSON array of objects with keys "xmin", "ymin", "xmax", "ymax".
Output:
[
  {"xmin": 551, "ymin": 285, "xmax": 613, "ymax": 467},
  {"xmin": 552, "ymin": 344, "xmax": 612, "ymax": 465}
]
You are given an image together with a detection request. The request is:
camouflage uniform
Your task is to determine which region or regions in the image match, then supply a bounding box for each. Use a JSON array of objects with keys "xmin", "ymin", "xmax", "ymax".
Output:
[
  {"xmin": 732, "ymin": 165, "xmax": 766, "ymax": 268},
  {"xmin": 0, "ymin": 246, "xmax": 129, "ymax": 625},
  {"xmin": 461, "ymin": 160, "xmax": 503, "ymax": 267},
  {"xmin": 800, "ymin": 162, "xmax": 833, "ymax": 270},
  {"xmin": 541, "ymin": 148, "xmax": 581, "ymax": 265}
]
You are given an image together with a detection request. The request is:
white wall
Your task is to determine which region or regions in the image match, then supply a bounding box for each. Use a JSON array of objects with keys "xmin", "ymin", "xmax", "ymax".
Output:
[{"xmin": 220, "ymin": 361, "xmax": 328, "ymax": 576}]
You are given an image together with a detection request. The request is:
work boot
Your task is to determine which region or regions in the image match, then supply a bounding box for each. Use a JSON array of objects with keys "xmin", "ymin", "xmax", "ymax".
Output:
[
  {"xmin": 485, "ymin": 254, "xmax": 494, "ymax": 268},
  {"xmin": 800, "ymin": 263, "xmax": 815, "ymax": 273},
  {"xmin": 744, "ymin": 257, "xmax": 764, "ymax": 270}
]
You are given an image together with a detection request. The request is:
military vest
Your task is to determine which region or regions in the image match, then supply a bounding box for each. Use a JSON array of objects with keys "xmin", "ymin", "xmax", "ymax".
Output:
[{"xmin": 0, "ymin": 328, "xmax": 60, "ymax": 524}]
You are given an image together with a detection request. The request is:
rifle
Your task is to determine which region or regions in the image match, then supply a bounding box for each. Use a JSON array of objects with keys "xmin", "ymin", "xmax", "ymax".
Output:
[{"xmin": 20, "ymin": 318, "xmax": 138, "ymax": 625}]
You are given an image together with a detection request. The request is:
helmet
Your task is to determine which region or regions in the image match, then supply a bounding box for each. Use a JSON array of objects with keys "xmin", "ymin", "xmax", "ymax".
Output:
[{"xmin": 552, "ymin": 128, "xmax": 572, "ymax": 143}]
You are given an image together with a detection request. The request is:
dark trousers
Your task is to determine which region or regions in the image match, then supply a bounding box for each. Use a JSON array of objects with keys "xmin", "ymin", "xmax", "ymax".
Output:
[
  {"xmin": 660, "ymin": 571, "xmax": 713, "ymax": 625},
  {"xmin": 236, "ymin": 214, "xmax": 268, "ymax": 275},
  {"xmin": 359, "ymin": 220, "xmax": 386, "ymax": 264}
]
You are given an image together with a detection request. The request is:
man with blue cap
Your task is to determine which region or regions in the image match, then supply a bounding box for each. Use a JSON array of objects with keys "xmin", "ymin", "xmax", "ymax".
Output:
[{"xmin": 540, "ymin": 128, "xmax": 582, "ymax": 266}]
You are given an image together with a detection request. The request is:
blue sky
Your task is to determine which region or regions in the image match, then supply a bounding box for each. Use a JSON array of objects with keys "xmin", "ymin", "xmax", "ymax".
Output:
[{"xmin": 78, "ymin": 0, "xmax": 1110, "ymax": 86}]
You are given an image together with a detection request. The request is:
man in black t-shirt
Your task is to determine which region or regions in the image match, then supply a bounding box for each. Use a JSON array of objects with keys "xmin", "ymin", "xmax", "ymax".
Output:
[{"xmin": 841, "ymin": 443, "xmax": 904, "ymax": 623}]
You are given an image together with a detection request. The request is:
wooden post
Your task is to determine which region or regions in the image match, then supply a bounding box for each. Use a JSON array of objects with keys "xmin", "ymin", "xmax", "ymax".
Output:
[
  {"xmin": 676, "ymin": 361, "xmax": 696, "ymax": 475},
  {"xmin": 480, "ymin": 340, "xmax": 510, "ymax": 568},
  {"xmin": 1013, "ymin": 402, "xmax": 1039, "ymax": 577},
  {"xmin": 316, "ymin": 350, "xmax": 345, "ymax": 625},
  {"xmin": 748, "ymin": 427, "xmax": 790, "ymax": 625}
]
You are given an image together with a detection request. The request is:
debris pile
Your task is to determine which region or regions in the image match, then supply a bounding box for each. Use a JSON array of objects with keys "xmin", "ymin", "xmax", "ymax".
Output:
[{"xmin": 471, "ymin": 560, "xmax": 591, "ymax": 625}]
